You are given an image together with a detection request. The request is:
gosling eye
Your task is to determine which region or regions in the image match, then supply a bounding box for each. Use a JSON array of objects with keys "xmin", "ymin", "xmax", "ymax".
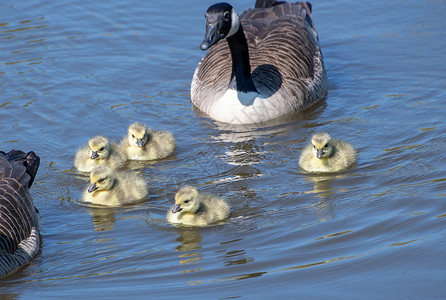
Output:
[
  {"xmin": 98, "ymin": 178, "xmax": 105, "ymax": 183},
  {"xmin": 99, "ymin": 147, "xmax": 105, "ymax": 151},
  {"xmin": 223, "ymin": 11, "xmax": 231, "ymax": 20},
  {"xmin": 132, "ymin": 134, "xmax": 135, "ymax": 138},
  {"xmin": 183, "ymin": 200, "xmax": 190, "ymax": 204},
  {"xmin": 324, "ymin": 144, "xmax": 328, "ymax": 149}
]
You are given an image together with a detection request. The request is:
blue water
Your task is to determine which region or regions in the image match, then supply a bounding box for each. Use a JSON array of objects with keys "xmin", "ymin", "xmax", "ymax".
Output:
[{"xmin": 1, "ymin": 0, "xmax": 446, "ymax": 298}]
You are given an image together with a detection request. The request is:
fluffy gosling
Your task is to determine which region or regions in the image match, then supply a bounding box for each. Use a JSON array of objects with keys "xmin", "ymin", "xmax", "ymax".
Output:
[
  {"xmin": 82, "ymin": 166, "xmax": 148, "ymax": 206},
  {"xmin": 120, "ymin": 122, "xmax": 175, "ymax": 161},
  {"xmin": 299, "ymin": 132, "xmax": 356, "ymax": 173},
  {"xmin": 74, "ymin": 136, "xmax": 125, "ymax": 172},
  {"xmin": 167, "ymin": 186, "xmax": 230, "ymax": 227}
]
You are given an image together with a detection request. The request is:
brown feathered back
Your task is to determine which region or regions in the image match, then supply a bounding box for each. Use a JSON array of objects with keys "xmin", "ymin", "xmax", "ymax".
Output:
[{"xmin": 0, "ymin": 150, "xmax": 40, "ymax": 277}]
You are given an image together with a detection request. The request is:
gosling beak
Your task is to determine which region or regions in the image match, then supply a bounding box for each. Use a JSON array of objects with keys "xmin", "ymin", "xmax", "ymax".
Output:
[
  {"xmin": 200, "ymin": 22, "xmax": 224, "ymax": 51},
  {"xmin": 90, "ymin": 151, "xmax": 99, "ymax": 159},
  {"xmin": 88, "ymin": 183, "xmax": 98, "ymax": 193},
  {"xmin": 316, "ymin": 149, "xmax": 325, "ymax": 159},
  {"xmin": 172, "ymin": 204, "xmax": 183, "ymax": 213},
  {"xmin": 136, "ymin": 138, "xmax": 144, "ymax": 148}
]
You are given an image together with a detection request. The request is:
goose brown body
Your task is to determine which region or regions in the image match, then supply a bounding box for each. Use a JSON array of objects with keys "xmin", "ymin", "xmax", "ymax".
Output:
[
  {"xmin": 191, "ymin": 1, "xmax": 327, "ymax": 124},
  {"xmin": 0, "ymin": 150, "xmax": 40, "ymax": 277}
]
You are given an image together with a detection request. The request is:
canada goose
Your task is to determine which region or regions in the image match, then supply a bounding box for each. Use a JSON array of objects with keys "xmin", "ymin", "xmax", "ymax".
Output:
[
  {"xmin": 0, "ymin": 150, "xmax": 40, "ymax": 277},
  {"xmin": 120, "ymin": 122, "xmax": 175, "ymax": 161},
  {"xmin": 82, "ymin": 166, "xmax": 148, "ymax": 206},
  {"xmin": 299, "ymin": 133, "xmax": 356, "ymax": 173},
  {"xmin": 191, "ymin": 1, "xmax": 327, "ymax": 124},
  {"xmin": 167, "ymin": 186, "xmax": 230, "ymax": 227},
  {"xmin": 74, "ymin": 136, "xmax": 125, "ymax": 172}
]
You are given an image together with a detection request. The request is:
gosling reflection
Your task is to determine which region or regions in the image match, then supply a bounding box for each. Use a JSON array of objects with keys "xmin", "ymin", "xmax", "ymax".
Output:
[
  {"xmin": 173, "ymin": 228, "xmax": 203, "ymax": 273},
  {"xmin": 174, "ymin": 228, "xmax": 202, "ymax": 252},
  {"xmin": 87, "ymin": 207, "xmax": 116, "ymax": 232},
  {"xmin": 303, "ymin": 173, "xmax": 347, "ymax": 222}
]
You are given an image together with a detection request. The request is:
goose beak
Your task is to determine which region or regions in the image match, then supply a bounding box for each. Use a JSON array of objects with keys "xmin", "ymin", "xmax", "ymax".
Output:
[
  {"xmin": 90, "ymin": 151, "xmax": 99, "ymax": 159},
  {"xmin": 172, "ymin": 204, "xmax": 183, "ymax": 213},
  {"xmin": 88, "ymin": 183, "xmax": 98, "ymax": 193},
  {"xmin": 316, "ymin": 149, "xmax": 325, "ymax": 159},
  {"xmin": 136, "ymin": 138, "xmax": 144, "ymax": 148},
  {"xmin": 200, "ymin": 22, "xmax": 224, "ymax": 51}
]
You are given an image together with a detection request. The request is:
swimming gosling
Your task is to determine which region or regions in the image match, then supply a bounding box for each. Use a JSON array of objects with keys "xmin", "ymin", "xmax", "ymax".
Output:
[
  {"xmin": 299, "ymin": 133, "xmax": 356, "ymax": 173},
  {"xmin": 74, "ymin": 136, "xmax": 125, "ymax": 172},
  {"xmin": 120, "ymin": 122, "xmax": 175, "ymax": 161},
  {"xmin": 82, "ymin": 166, "xmax": 148, "ymax": 206},
  {"xmin": 167, "ymin": 186, "xmax": 230, "ymax": 227}
]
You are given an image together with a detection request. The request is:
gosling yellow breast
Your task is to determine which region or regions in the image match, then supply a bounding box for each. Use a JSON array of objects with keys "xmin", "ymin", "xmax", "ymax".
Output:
[
  {"xmin": 166, "ymin": 186, "xmax": 230, "ymax": 227},
  {"xmin": 299, "ymin": 132, "xmax": 356, "ymax": 173},
  {"xmin": 82, "ymin": 165, "xmax": 148, "ymax": 206},
  {"xmin": 120, "ymin": 122, "xmax": 175, "ymax": 161},
  {"xmin": 74, "ymin": 136, "xmax": 125, "ymax": 172}
]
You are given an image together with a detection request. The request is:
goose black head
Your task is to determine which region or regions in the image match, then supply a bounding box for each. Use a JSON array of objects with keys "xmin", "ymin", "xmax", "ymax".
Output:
[{"xmin": 200, "ymin": 2, "xmax": 240, "ymax": 51}]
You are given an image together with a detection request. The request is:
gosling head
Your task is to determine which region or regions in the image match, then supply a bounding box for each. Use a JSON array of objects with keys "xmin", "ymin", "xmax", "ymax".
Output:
[
  {"xmin": 127, "ymin": 123, "xmax": 150, "ymax": 148},
  {"xmin": 311, "ymin": 133, "xmax": 334, "ymax": 159},
  {"xmin": 171, "ymin": 186, "xmax": 200, "ymax": 214},
  {"xmin": 88, "ymin": 166, "xmax": 115, "ymax": 193},
  {"xmin": 88, "ymin": 136, "xmax": 111, "ymax": 160},
  {"xmin": 200, "ymin": 2, "xmax": 240, "ymax": 51}
]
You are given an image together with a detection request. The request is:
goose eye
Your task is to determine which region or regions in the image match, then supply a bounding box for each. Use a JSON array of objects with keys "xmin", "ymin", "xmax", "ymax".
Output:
[
  {"xmin": 312, "ymin": 144, "xmax": 316, "ymax": 149},
  {"xmin": 324, "ymin": 144, "xmax": 328, "ymax": 149},
  {"xmin": 99, "ymin": 147, "xmax": 105, "ymax": 151},
  {"xmin": 223, "ymin": 11, "xmax": 230, "ymax": 20},
  {"xmin": 132, "ymin": 134, "xmax": 135, "ymax": 138},
  {"xmin": 98, "ymin": 178, "xmax": 105, "ymax": 183},
  {"xmin": 184, "ymin": 200, "xmax": 190, "ymax": 204}
]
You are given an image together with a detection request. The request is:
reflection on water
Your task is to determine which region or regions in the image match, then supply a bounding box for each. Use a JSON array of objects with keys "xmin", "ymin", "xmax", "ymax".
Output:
[
  {"xmin": 174, "ymin": 228, "xmax": 202, "ymax": 252},
  {"xmin": 88, "ymin": 207, "xmax": 116, "ymax": 232},
  {"xmin": 2, "ymin": 0, "xmax": 446, "ymax": 298}
]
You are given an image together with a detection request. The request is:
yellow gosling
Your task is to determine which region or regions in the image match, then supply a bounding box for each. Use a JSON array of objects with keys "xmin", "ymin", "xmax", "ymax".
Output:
[
  {"xmin": 82, "ymin": 166, "xmax": 148, "ymax": 206},
  {"xmin": 167, "ymin": 186, "xmax": 230, "ymax": 227},
  {"xmin": 120, "ymin": 122, "xmax": 175, "ymax": 161},
  {"xmin": 299, "ymin": 132, "xmax": 356, "ymax": 173},
  {"xmin": 74, "ymin": 136, "xmax": 125, "ymax": 172}
]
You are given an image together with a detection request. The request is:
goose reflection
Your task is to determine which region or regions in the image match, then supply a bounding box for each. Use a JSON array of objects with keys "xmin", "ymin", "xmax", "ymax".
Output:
[{"xmin": 195, "ymin": 97, "xmax": 326, "ymax": 144}]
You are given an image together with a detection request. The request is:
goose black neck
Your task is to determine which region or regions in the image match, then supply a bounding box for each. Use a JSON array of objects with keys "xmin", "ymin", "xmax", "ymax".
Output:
[{"xmin": 226, "ymin": 25, "xmax": 258, "ymax": 93}]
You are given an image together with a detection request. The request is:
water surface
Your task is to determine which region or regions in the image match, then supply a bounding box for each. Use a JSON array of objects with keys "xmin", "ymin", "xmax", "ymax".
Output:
[{"xmin": 1, "ymin": 0, "xmax": 446, "ymax": 298}]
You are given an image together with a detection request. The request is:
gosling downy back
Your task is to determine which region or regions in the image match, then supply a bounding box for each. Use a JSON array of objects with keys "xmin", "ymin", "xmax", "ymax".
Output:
[
  {"xmin": 0, "ymin": 150, "xmax": 40, "ymax": 277},
  {"xmin": 83, "ymin": 165, "xmax": 148, "ymax": 206},
  {"xmin": 74, "ymin": 136, "xmax": 125, "ymax": 172},
  {"xmin": 191, "ymin": 1, "xmax": 327, "ymax": 124},
  {"xmin": 299, "ymin": 133, "xmax": 357, "ymax": 173},
  {"xmin": 120, "ymin": 122, "xmax": 175, "ymax": 161},
  {"xmin": 167, "ymin": 186, "xmax": 230, "ymax": 227}
]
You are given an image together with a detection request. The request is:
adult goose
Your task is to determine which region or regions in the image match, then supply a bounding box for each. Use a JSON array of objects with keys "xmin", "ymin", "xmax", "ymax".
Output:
[
  {"xmin": 191, "ymin": 0, "xmax": 327, "ymax": 124},
  {"xmin": 0, "ymin": 150, "xmax": 40, "ymax": 277}
]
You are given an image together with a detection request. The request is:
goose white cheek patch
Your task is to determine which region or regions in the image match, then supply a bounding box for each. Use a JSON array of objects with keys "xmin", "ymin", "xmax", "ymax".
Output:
[{"xmin": 227, "ymin": 8, "xmax": 240, "ymax": 38}]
